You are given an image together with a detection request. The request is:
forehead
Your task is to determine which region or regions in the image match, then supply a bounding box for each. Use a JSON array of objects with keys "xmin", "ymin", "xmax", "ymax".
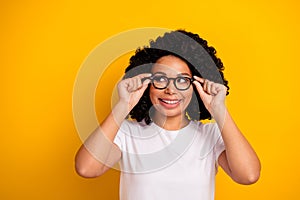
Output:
[{"xmin": 152, "ymin": 55, "xmax": 192, "ymax": 76}]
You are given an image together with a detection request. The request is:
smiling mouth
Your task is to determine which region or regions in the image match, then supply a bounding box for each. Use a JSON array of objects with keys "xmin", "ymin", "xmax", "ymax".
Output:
[{"xmin": 159, "ymin": 98, "xmax": 181, "ymax": 105}]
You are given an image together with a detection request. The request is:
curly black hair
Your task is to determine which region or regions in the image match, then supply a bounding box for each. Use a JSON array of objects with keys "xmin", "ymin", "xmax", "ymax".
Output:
[{"xmin": 123, "ymin": 29, "xmax": 229, "ymax": 125}]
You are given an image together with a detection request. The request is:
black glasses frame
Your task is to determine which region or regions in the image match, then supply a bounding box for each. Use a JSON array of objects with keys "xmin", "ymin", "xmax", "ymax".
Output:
[{"xmin": 142, "ymin": 75, "xmax": 196, "ymax": 91}]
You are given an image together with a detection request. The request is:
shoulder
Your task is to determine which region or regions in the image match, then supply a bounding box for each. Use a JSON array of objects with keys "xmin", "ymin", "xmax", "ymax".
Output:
[
  {"xmin": 189, "ymin": 120, "xmax": 222, "ymax": 142},
  {"xmin": 118, "ymin": 119, "xmax": 154, "ymax": 137},
  {"xmin": 189, "ymin": 120, "xmax": 219, "ymax": 133},
  {"xmin": 201, "ymin": 121, "xmax": 220, "ymax": 134},
  {"xmin": 120, "ymin": 119, "xmax": 148, "ymax": 130},
  {"xmin": 193, "ymin": 121, "xmax": 219, "ymax": 133}
]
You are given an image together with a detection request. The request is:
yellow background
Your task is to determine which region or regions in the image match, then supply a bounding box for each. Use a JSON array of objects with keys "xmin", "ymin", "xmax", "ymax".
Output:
[{"xmin": 1, "ymin": 0, "xmax": 299, "ymax": 199}]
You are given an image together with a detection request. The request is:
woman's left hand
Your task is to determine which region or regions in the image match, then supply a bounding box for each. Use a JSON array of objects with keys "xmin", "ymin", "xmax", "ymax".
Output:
[{"xmin": 192, "ymin": 76, "xmax": 227, "ymax": 116}]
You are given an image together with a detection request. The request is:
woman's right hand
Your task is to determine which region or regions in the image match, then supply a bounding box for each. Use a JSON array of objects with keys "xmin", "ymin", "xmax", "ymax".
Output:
[{"xmin": 117, "ymin": 73, "xmax": 152, "ymax": 111}]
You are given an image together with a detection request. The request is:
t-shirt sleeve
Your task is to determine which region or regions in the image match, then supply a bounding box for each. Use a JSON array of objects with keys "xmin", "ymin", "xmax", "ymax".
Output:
[
  {"xmin": 113, "ymin": 119, "xmax": 134, "ymax": 151},
  {"xmin": 113, "ymin": 133, "xmax": 122, "ymax": 150},
  {"xmin": 113, "ymin": 121, "xmax": 127, "ymax": 151}
]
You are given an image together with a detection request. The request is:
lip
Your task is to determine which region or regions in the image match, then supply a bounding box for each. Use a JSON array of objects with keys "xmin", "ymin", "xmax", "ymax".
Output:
[{"xmin": 158, "ymin": 98, "xmax": 182, "ymax": 108}]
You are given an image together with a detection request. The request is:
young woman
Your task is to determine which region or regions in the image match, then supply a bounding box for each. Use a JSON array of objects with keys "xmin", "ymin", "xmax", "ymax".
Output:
[{"xmin": 75, "ymin": 30, "xmax": 261, "ymax": 200}]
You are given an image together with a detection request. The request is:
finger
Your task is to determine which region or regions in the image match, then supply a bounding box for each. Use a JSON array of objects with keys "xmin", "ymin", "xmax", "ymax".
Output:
[
  {"xmin": 133, "ymin": 77, "xmax": 143, "ymax": 91},
  {"xmin": 139, "ymin": 73, "xmax": 152, "ymax": 87},
  {"xmin": 142, "ymin": 78, "xmax": 151, "ymax": 86},
  {"xmin": 193, "ymin": 76, "xmax": 205, "ymax": 84},
  {"xmin": 211, "ymin": 82, "xmax": 222, "ymax": 96},
  {"xmin": 211, "ymin": 83, "xmax": 218, "ymax": 96},
  {"xmin": 138, "ymin": 73, "xmax": 152, "ymax": 82},
  {"xmin": 207, "ymin": 80, "xmax": 218, "ymax": 95},
  {"xmin": 215, "ymin": 84, "xmax": 227, "ymax": 95},
  {"xmin": 206, "ymin": 80, "xmax": 212, "ymax": 94},
  {"xmin": 127, "ymin": 78, "xmax": 135, "ymax": 92},
  {"xmin": 134, "ymin": 77, "xmax": 140, "ymax": 89},
  {"xmin": 137, "ymin": 77, "xmax": 151, "ymax": 94},
  {"xmin": 203, "ymin": 79, "xmax": 209, "ymax": 93},
  {"xmin": 192, "ymin": 79, "xmax": 206, "ymax": 97},
  {"xmin": 141, "ymin": 80, "xmax": 150, "ymax": 91},
  {"xmin": 137, "ymin": 76, "xmax": 143, "ymax": 88},
  {"xmin": 128, "ymin": 74, "xmax": 150, "ymax": 93}
]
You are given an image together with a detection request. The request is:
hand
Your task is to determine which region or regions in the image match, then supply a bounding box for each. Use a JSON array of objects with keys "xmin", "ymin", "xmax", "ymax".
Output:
[
  {"xmin": 117, "ymin": 73, "xmax": 152, "ymax": 111},
  {"xmin": 192, "ymin": 76, "xmax": 227, "ymax": 116}
]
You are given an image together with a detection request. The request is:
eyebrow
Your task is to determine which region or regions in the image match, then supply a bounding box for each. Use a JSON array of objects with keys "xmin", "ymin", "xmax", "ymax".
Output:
[
  {"xmin": 178, "ymin": 72, "xmax": 192, "ymax": 76},
  {"xmin": 153, "ymin": 72, "xmax": 192, "ymax": 77}
]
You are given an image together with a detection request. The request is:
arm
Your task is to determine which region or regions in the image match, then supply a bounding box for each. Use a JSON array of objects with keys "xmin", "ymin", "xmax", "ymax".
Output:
[
  {"xmin": 75, "ymin": 73, "xmax": 151, "ymax": 178},
  {"xmin": 193, "ymin": 77, "xmax": 261, "ymax": 185},
  {"xmin": 215, "ymin": 108, "xmax": 261, "ymax": 184}
]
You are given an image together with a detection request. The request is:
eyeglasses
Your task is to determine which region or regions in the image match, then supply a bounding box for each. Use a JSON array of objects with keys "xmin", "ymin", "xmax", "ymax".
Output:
[{"xmin": 143, "ymin": 74, "xmax": 195, "ymax": 91}]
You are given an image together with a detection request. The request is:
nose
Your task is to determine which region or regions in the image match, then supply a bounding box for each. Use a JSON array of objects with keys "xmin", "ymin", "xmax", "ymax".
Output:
[{"xmin": 164, "ymin": 79, "xmax": 177, "ymax": 94}]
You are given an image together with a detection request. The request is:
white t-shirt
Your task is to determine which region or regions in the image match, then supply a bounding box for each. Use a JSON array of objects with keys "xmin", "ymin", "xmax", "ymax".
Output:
[{"xmin": 113, "ymin": 120, "xmax": 225, "ymax": 200}]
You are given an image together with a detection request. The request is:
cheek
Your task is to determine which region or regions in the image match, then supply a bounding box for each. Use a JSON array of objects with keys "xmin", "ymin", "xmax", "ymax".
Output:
[
  {"xmin": 184, "ymin": 89, "xmax": 193, "ymax": 101},
  {"xmin": 182, "ymin": 90, "xmax": 193, "ymax": 108},
  {"xmin": 149, "ymin": 86, "xmax": 158, "ymax": 103}
]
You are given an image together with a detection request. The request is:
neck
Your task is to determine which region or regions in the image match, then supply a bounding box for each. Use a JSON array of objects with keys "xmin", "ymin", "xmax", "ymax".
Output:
[{"xmin": 152, "ymin": 113, "xmax": 190, "ymax": 131}]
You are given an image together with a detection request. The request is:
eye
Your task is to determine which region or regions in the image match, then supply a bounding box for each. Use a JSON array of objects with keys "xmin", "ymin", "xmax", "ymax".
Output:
[
  {"xmin": 153, "ymin": 76, "xmax": 168, "ymax": 83},
  {"xmin": 176, "ymin": 77, "xmax": 189, "ymax": 84}
]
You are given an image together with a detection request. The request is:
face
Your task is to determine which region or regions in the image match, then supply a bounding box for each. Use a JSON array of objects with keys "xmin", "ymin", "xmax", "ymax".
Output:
[{"xmin": 150, "ymin": 55, "xmax": 193, "ymax": 121}]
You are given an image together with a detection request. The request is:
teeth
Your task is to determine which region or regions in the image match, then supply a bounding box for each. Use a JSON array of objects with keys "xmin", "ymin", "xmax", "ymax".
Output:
[{"xmin": 161, "ymin": 99, "xmax": 179, "ymax": 104}]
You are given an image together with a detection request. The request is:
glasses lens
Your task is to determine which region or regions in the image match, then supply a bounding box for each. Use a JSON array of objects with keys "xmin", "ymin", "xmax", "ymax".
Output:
[
  {"xmin": 175, "ymin": 77, "xmax": 191, "ymax": 90},
  {"xmin": 152, "ymin": 75, "xmax": 169, "ymax": 89}
]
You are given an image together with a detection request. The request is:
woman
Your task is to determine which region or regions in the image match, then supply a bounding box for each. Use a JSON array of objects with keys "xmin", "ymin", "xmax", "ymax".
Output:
[{"xmin": 75, "ymin": 30, "xmax": 261, "ymax": 200}]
